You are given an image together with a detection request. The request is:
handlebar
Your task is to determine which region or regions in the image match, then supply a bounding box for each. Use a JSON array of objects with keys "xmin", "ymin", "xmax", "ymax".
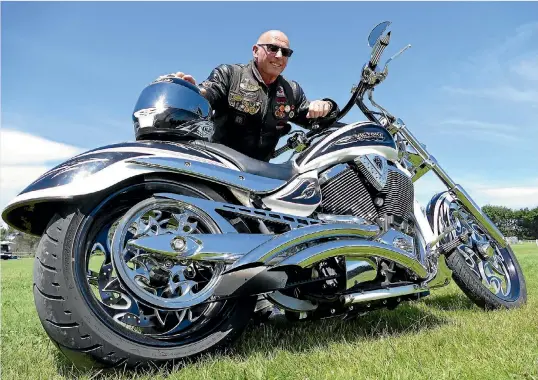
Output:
[{"xmin": 272, "ymin": 23, "xmax": 401, "ymax": 159}]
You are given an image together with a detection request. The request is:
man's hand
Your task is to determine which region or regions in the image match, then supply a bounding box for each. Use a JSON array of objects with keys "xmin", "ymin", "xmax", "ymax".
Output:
[
  {"xmin": 306, "ymin": 100, "xmax": 332, "ymax": 119},
  {"xmin": 156, "ymin": 72, "xmax": 207, "ymax": 96}
]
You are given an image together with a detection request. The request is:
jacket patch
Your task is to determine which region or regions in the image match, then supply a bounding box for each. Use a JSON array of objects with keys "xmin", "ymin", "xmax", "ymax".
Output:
[
  {"xmin": 229, "ymin": 91, "xmax": 261, "ymax": 115},
  {"xmin": 239, "ymin": 78, "xmax": 260, "ymax": 92}
]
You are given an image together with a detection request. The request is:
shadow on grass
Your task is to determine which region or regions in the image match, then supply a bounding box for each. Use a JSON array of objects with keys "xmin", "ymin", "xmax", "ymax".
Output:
[
  {"xmin": 50, "ymin": 301, "xmax": 449, "ymax": 379},
  {"xmin": 420, "ymin": 292, "xmax": 477, "ymax": 311},
  {"xmin": 234, "ymin": 301, "xmax": 449, "ymax": 358}
]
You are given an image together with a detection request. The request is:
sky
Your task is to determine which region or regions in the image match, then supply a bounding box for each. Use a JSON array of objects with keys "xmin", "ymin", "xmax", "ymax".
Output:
[{"xmin": 2, "ymin": 1, "xmax": 538, "ymax": 227}]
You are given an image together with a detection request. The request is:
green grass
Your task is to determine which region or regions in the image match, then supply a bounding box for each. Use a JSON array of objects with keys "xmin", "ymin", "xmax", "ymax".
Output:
[{"xmin": 2, "ymin": 243, "xmax": 538, "ymax": 380}]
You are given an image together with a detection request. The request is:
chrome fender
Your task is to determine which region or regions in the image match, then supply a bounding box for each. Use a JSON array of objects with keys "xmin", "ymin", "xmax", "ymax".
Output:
[{"xmin": 2, "ymin": 141, "xmax": 286, "ymax": 235}]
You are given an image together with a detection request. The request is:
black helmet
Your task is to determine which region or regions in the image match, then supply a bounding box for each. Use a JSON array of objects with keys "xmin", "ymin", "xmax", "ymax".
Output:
[{"xmin": 132, "ymin": 76, "xmax": 214, "ymax": 141}]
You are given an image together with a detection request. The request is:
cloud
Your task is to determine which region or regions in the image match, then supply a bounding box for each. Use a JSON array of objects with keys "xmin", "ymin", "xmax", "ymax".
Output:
[
  {"xmin": 437, "ymin": 119, "xmax": 524, "ymax": 143},
  {"xmin": 441, "ymin": 85, "xmax": 538, "ymax": 105},
  {"xmin": 1, "ymin": 129, "xmax": 82, "ymax": 165},
  {"xmin": 0, "ymin": 129, "xmax": 84, "ymax": 226},
  {"xmin": 510, "ymin": 54, "xmax": 538, "ymax": 81},
  {"xmin": 414, "ymin": 173, "xmax": 538, "ymax": 210}
]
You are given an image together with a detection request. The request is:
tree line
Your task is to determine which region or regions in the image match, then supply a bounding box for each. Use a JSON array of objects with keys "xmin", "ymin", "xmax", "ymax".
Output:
[{"xmin": 482, "ymin": 205, "xmax": 538, "ymax": 240}]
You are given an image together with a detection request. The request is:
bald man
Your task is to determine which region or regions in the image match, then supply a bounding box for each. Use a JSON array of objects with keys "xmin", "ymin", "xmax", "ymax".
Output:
[{"xmin": 168, "ymin": 30, "xmax": 340, "ymax": 161}]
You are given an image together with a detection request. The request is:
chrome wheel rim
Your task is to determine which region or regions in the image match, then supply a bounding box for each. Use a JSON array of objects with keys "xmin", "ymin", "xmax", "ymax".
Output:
[
  {"xmin": 85, "ymin": 193, "xmax": 229, "ymax": 340},
  {"xmin": 438, "ymin": 200, "xmax": 521, "ymax": 302}
]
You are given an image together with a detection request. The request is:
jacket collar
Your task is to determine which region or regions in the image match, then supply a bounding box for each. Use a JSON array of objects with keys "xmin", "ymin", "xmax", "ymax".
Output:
[{"xmin": 249, "ymin": 59, "xmax": 281, "ymax": 88}]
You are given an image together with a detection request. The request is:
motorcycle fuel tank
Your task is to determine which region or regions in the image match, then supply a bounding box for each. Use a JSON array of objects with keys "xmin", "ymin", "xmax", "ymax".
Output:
[{"xmin": 295, "ymin": 122, "xmax": 398, "ymax": 173}]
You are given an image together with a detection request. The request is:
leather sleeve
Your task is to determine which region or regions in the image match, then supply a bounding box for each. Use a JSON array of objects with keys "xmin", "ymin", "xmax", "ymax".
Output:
[
  {"xmin": 288, "ymin": 80, "xmax": 340, "ymax": 129},
  {"xmin": 198, "ymin": 64, "xmax": 234, "ymax": 110}
]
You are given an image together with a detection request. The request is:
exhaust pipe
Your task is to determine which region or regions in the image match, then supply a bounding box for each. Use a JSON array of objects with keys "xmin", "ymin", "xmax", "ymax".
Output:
[
  {"xmin": 225, "ymin": 222, "xmax": 380, "ymax": 272},
  {"xmin": 342, "ymin": 284, "xmax": 429, "ymax": 306},
  {"xmin": 272, "ymin": 239, "xmax": 428, "ymax": 279}
]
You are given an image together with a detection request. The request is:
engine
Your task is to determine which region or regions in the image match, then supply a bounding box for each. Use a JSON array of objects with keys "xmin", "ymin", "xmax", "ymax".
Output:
[{"xmin": 318, "ymin": 155, "xmax": 415, "ymax": 233}]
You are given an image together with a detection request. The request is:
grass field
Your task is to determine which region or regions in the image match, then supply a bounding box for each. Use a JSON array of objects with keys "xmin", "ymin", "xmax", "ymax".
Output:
[{"xmin": 1, "ymin": 243, "xmax": 537, "ymax": 380}]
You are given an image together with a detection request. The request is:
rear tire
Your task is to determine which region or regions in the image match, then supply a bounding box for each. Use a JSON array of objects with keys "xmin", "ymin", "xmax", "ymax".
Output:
[{"xmin": 33, "ymin": 179, "xmax": 256, "ymax": 369}]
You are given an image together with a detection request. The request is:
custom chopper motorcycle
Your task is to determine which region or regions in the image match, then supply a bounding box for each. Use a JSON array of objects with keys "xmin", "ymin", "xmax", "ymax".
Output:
[{"xmin": 2, "ymin": 21, "xmax": 527, "ymax": 369}]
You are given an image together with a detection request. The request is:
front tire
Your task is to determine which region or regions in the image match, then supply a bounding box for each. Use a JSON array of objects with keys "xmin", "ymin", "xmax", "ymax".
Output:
[
  {"xmin": 33, "ymin": 179, "xmax": 256, "ymax": 369},
  {"xmin": 433, "ymin": 194, "xmax": 527, "ymax": 310}
]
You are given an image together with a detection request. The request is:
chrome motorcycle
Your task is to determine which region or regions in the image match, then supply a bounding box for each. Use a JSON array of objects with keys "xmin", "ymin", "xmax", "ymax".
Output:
[{"xmin": 2, "ymin": 21, "xmax": 526, "ymax": 369}]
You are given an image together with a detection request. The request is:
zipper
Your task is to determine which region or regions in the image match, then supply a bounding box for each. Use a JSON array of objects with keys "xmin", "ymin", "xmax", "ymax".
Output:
[{"xmin": 260, "ymin": 84, "xmax": 272, "ymax": 146}]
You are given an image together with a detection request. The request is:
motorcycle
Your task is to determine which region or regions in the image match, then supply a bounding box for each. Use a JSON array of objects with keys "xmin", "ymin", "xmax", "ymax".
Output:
[{"xmin": 2, "ymin": 21, "xmax": 527, "ymax": 369}]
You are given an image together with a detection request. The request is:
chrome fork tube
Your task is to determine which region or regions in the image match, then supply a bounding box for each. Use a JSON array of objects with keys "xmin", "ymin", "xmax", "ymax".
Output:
[{"xmin": 392, "ymin": 123, "xmax": 507, "ymax": 248}]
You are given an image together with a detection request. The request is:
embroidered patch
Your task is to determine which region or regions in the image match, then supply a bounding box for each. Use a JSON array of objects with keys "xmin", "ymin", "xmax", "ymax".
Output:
[
  {"xmin": 240, "ymin": 78, "xmax": 260, "ymax": 92},
  {"xmin": 229, "ymin": 91, "xmax": 261, "ymax": 115}
]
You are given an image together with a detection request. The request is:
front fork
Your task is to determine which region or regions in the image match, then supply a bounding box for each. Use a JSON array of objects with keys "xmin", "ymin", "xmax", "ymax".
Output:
[{"xmin": 389, "ymin": 119, "xmax": 507, "ymax": 249}]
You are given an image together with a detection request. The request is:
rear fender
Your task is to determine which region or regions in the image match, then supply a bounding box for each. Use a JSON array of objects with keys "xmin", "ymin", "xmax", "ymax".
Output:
[{"xmin": 2, "ymin": 141, "xmax": 286, "ymax": 236}]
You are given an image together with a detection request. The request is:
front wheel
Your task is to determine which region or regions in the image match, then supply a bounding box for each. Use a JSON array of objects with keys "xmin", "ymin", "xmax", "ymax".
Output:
[
  {"xmin": 435, "ymin": 195, "xmax": 527, "ymax": 310},
  {"xmin": 32, "ymin": 178, "xmax": 256, "ymax": 369}
]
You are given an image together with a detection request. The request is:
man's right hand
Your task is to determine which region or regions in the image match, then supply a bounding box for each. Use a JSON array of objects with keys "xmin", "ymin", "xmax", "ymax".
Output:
[{"xmin": 156, "ymin": 72, "xmax": 207, "ymax": 96}]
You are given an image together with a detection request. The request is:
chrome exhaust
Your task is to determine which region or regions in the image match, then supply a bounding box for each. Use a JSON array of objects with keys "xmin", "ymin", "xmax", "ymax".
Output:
[
  {"xmin": 272, "ymin": 239, "xmax": 428, "ymax": 279},
  {"xmin": 342, "ymin": 284, "xmax": 429, "ymax": 306}
]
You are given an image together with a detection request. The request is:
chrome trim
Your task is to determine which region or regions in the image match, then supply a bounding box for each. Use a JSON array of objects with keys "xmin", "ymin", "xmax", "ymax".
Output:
[
  {"xmin": 152, "ymin": 193, "xmax": 238, "ymax": 234},
  {"xmin": 342, "ymin": 284, "xmax": 428, "ymax": 306},
  {"xmin": 272, "ymin": 239, "xmax": 428, "ymax": 279},
  {"xmin": 154, "ymin": 192, "xmax": 322, "ymax": 230},
  {"xmin": 319, "ymin": 163, "xmax": 349, "ymax": 186},
  {"xmin": 126, "ymin": 233, "xmax": 274, "ymax": 263},
  {"xmin": 129, "ymin": 156, "xmax": 286, "ymax": 194},
  {"xmin": 317, "ymin": 213, "xmax": 375, "ymax": 226},
  {"xmin": 346, "ymin": 257, "xmax": 378, "ymax": 289},
  {"xmin": 390, "ymin": 118, "xmax": 507, "ymax": 249},
  {"xmin": 451, "ymin": 185, "xmax": 507, "ymax": 248},
  {"xmin": 266, "ymin": 291, "xmax": 318, "ymax": 312},
  {"xmin": 425, "ymin": 255, "xmax": 452, "ymax": 289},
  {"xmin": 355, "ymin": 154, "xmax": 388, "ymax": 191},
  {"xmin": 376, "ymin": 228, "xmax": 415, "ymax": 257},
  {"xmin": 110, "ymin": 197, "xmax": 227, "ymax": 310},
  {"xmin": 226, "ymin": 223, "xmax": 381, "ymax": 272}
]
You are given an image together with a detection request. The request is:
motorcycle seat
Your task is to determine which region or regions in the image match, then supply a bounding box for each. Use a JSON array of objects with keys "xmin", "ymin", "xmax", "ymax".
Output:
[{"xmin": 191, "ymin": 141, "xmax": 298, "ymax": 181}]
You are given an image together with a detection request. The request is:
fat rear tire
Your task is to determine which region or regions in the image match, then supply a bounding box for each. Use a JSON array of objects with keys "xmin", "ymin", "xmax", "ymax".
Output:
[{"xmin": 33, "ymin": 180, "xmax": 256, "ymax": 369}]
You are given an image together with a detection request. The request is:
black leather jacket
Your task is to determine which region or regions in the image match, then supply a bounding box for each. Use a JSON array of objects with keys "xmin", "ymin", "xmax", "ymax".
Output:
[{"xmin": 199, "ymin": 60, "xmax": 340, "ymax": 161}]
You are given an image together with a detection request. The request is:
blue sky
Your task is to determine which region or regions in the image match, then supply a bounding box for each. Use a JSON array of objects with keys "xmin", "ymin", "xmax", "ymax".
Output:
[{"xmin": 2, "ymin": 1, "xmax": 538, "ymax": 219}]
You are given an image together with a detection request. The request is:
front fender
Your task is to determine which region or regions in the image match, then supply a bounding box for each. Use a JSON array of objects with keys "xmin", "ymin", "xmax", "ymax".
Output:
[{"xmin": 2, "ymin": 140, "xmax": 286, "ymax": 236}]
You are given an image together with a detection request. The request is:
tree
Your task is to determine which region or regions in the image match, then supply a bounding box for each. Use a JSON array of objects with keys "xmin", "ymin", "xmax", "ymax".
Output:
[
  {"xmin": 482, "ymin": 205, "xmax": 538, "ymax": 240},
  {"xmin": 517, "ymin": 207, "xmax": 538, "ymax": 240},
  {"xmin": 482, "ymin": 205, "xmax": 520, "ymax": 237}
]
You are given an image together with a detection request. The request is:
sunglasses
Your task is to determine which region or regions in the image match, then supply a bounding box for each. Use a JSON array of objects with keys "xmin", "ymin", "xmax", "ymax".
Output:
[{"xmin": 258, "ymin": 44, "xmax": 294, "ymax": 57}]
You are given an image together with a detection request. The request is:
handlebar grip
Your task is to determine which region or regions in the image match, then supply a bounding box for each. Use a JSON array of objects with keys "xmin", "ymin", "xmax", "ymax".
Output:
[{"xmin": 370, "ymin": 31, "xmax": 391, "ymax": 68}]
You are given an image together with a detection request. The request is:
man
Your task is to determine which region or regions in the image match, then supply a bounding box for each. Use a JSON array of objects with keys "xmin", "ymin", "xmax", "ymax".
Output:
[{"xmin": 168, "ymin": 30, "xmax": 340, "ymax": 161}]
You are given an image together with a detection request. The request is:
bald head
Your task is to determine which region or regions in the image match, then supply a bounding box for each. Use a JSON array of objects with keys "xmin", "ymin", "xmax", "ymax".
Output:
[{"xmin": 256, "ymin": 30, "xmax": 290, "ymax": 47}]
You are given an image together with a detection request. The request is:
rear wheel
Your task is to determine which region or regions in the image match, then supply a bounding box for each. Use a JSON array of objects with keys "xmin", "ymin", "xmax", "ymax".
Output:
[{"xmin": 33, "ymin": 178, "xmax": 256, "ymax": 369}]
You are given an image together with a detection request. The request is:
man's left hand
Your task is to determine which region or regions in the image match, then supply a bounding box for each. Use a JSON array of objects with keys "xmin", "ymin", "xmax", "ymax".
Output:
[{"xmin": 306, "ymin": 100, "xmax": 332, "ymax": 119}]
